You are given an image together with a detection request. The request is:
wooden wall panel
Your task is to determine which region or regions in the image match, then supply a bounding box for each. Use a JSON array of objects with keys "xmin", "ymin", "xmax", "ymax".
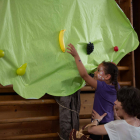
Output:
[
  {"xmin": 0, "ymin": 121, "xmax": 53, "ymax": 137},
  {"xmin": 80, "ymin": 94, "xmax": 94, "ymax": 115},
  {"xmin": 114, "ymin": 0, "xmax": 135, "ymax": 87},
  {"xmin": 133, "ymin": 0, "xmax": 140, "ymax": 90},
  {"xmin": 119, "ymin": 54, "xmax": 134, "ymax": 85},
  {"xmin": 79, "ymin": 119, "xmax": 91, "ymax": 130},
  {"xmin": 0, "ymin": 104, "xmax": 53, "ymax": 119},
  {"xmin": 0, "ymin": 94, "xmax": 59, "ymax": 140}
]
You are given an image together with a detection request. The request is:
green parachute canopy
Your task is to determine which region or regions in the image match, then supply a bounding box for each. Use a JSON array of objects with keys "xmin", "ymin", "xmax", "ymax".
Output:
[{"xmin": 0, "ymin": 0, "xmax": 139, "ymax": 99}]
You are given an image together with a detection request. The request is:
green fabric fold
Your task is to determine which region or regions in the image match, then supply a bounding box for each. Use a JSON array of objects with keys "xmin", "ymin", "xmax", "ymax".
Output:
[{"xmin": 0, "ymin": 0, "xmax": 139, "ymax": 99}]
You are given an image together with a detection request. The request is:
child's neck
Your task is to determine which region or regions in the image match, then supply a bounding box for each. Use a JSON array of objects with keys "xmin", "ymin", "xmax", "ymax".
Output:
[{"xmin": 104, "ymin": 80, "xmax": 112, "ymax": 85}]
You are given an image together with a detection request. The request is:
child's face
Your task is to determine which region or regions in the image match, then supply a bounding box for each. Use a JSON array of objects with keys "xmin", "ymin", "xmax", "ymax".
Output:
[
  {"xmin": 94, "ymin": 63, "xmax": 105, "ymax": 81},
  {"xmin": 114, "ymin": 100, "xmax": 124, "ymax": 118}
]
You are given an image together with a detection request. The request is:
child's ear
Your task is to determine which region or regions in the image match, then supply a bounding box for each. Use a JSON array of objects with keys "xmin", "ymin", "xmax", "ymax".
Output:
[{"xmin": 105, "ymin": 74, "xmax": 111, "ymax": 80}]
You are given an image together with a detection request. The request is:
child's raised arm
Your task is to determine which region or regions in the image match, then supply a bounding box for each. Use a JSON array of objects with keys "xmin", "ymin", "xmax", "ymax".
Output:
[{"xmin": 67, "ymin": 43, "xmax": 97, "ymax": 89}]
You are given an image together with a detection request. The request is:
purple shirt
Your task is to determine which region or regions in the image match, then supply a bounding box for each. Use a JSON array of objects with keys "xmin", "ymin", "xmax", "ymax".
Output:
[{"xmin": 93, "ymin": 80, "xmax": 118, "ymax": 123}]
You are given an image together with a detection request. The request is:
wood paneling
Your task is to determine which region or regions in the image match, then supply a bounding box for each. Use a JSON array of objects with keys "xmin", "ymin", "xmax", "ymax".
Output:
[
  {"xmin": 133, "ymin": 0, "xmax": 140, "ymax": 90},
  {"xmin": 80, "ymin": 94, "xmax": 94, "ymax": 115},
  {"xmin": 0, "ymin": 94, "xmax": 59, "ymax": 140}
]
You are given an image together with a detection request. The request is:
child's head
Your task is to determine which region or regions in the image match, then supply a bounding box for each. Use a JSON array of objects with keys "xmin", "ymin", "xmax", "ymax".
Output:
[{"xmin": 94, "ymin": 61, "xmax": 118, "ymax": 91}]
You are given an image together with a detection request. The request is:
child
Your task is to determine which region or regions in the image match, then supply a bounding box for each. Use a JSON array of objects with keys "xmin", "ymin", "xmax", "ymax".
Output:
[{"xmin": 67, "ymin": 43, "xmax": 119, "ymax": 140}]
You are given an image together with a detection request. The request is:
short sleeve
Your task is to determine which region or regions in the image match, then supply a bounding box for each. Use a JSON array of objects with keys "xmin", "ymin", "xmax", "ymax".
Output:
[
  {"xmin": 104, "ymin": 121, "xmax": 118, "ymax": 140},
  {"xmin": 96, "ymin": 80, "xmax": 104, "ymax": 92}
]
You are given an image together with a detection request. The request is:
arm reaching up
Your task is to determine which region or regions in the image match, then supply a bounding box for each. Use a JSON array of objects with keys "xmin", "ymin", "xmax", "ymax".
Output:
[{"xmin": 67, "ymin": 43, "xmax": 97, "ymax": 89}]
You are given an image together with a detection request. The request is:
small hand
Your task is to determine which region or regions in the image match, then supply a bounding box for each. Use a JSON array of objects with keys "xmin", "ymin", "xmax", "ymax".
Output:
[
  {"xmin": 67, "ymin": 43, "xmax": 78, "ymax": 57},
  {"xmin": 92, "ymin": 109, "xmax": 107, "ymax": 122}
]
